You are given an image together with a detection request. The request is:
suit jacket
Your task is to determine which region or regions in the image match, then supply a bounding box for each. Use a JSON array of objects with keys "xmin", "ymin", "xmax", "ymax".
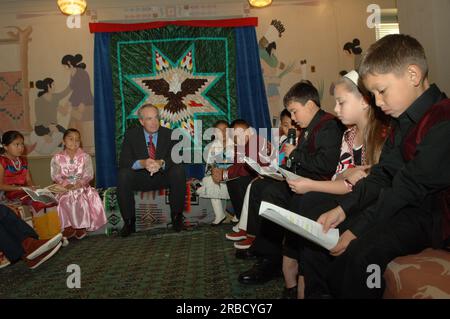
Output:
[{"xmin": 119, "ymin": 126, "xmax": 177, "ymax": 171}]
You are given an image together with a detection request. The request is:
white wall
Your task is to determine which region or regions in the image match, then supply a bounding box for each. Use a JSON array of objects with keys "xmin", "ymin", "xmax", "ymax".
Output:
[
  {"xmin": 254, "ymin": 0, "xmax": 396, "ymax": 116},
  {"xmin": 397, "ymin": 0, "xmax": 450, "ymax": 94}
]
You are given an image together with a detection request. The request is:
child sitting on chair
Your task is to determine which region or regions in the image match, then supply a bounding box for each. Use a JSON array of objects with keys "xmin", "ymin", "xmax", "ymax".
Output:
[
  {"xmin": 0, "ymin": 131, "xmax": 58, "ymax": 216},
  {"xmin": 51, "ymin": 128, "xmax": 107, "ymax": 240},
  {"xmin": 197, "ymin": 120, "xmax": 234, "ymax": 225}
]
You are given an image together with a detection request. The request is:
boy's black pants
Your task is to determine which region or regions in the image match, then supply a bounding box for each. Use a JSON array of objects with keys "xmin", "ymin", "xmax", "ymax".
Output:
[
  {"xmin": 246, "ymin": 178, "xmax": 292, "ymax": 263},
  {"xmin": 226, "ymin": 175, "xmax": 255, "ymax": 219},
  {"xmin": 302, "ymin": 206, "xmax": 434, "ymax": 299}
]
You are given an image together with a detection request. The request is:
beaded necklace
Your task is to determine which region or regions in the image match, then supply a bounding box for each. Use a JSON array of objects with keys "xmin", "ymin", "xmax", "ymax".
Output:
[{"xmin": 9, "ymin": 157, "xmax": 22, "ymax": 171}]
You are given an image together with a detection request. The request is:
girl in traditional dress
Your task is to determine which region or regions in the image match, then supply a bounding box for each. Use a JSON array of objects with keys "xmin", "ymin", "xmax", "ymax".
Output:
[{"xmin": 51, "ymin": 129, "xmax": 106, "ymax": 239}]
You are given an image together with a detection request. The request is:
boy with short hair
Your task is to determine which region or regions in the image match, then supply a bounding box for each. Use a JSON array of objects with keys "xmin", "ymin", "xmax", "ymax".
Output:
[
  {"xmin": 302, "ymin": 34, "xmax": 450, "ymax": 298},
  {"xmin": 238, "ymin": 81, "xmax": 344, "ymax": 285},
  {"xmin": 212, "ymin": 119, "xmax": 272, "ymax": 221}
]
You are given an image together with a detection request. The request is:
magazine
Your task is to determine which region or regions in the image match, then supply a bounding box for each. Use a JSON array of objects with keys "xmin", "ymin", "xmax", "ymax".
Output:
[
  {"xmin": 21, "ymin": 187, "xmax": 59, "ymax": 204},
  {"xmin": 259, "ymin": 201, "xmax": 339, "ymax": 250},
  {"xmin": 244, "ymin": 157, "xmax": 303, "ymax": 181}
]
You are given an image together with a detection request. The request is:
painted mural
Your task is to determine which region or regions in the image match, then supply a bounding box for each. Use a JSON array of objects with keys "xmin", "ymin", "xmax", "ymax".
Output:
[{"xmin": 0, "ymin": 23, "xmax": 95, "ymax": 157}]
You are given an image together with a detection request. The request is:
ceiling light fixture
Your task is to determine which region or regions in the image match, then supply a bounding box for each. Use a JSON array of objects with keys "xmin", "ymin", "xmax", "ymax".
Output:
[
  {"xmin": 57, "ymin": 0, "xmax": 87, "ymax": 15},
  {"xmin": 248, "ymin": 0, "xmax": 273, "ymax": 8}
]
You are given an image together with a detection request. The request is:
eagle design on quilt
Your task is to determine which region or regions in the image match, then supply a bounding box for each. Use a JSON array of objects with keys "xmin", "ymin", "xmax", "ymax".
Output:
[{"xmin": 129, "ymin": 47, "xmax": 222, "ymax": 136}]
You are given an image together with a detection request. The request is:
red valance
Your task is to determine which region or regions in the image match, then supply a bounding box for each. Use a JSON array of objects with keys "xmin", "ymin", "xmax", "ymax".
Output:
[{"xmin": 89, "ymin": 17, "xmax": 258, "ymax": 33}]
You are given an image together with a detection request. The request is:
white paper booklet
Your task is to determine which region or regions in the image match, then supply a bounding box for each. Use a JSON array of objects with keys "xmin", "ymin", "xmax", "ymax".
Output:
[
  {"xmin": 277, "ymin": 167, "xmax": 303, "ymax": 180},
  {"xmin": 244, "ymin": 157, "xmax": 284, "ymax": 181},
  {"xmin": 259, "ymin": 201, "xmax": 339, "ymax": 250},
  {"xmin": 244, "ymin": 157, "xmax": 303, "ymax": 181},
  {"xmin": 21, "ymin": 187, "xmax": 58, "ymax": 204}
]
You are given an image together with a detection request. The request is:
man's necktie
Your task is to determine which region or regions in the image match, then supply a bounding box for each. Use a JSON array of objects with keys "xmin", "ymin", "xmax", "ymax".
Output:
[{"xmin": 148, "ymin": 135, "xmax": 156, "ymax": 159}]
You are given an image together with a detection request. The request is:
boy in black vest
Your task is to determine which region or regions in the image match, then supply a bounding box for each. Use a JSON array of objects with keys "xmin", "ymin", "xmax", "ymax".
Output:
[
  {"xmin": 301, "ymin": 34, "xmax": 450, "ymax": 298},
  {"xmin": 237, "ymin": 81, "xmax": 345, "ymax": 284}
]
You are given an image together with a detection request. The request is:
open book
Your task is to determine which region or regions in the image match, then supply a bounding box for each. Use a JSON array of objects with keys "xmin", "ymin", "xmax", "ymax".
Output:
[
  {"xmin": 21, "ymin": 186, "xmax": 59, "ymax": 204},
  {"xmin": 259, "ymin": 201, "xmax": 339, "ymax": 250},
  {"xmin": 244, "ymin": 157, "xmax": 303, "ymax": 181}
]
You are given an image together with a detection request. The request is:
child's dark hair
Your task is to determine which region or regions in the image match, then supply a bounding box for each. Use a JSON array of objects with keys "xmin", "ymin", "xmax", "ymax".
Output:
[
  {"xmin": 214, "ymin": 120, "xmax": 229, "ymax": 128},
  {"xmin": 280, "ymin": 109, "xmax": 291, "ymax": 120},
  {"xmin": 0, "ymin": 131, "xmax": 24, "ymax": 155},
  {"xmin": 359, "ymin": 34, "xmax": 428, "ymax": 81},
  {"xmin": 63, "ymin": 128, "xmax": 82, "ymax": 149},
  {"xmin": 283, "ymin": 80, "xmax": 321, "ymax": 108},
  {"xmin": 230, "ymin": 119, "xmax": 250, "ymax": 128},
  {"xmin": 36, "ymin": 78, "xmax": 54, "ymax": 97},
  {"xmin": 61, "ymin": 54, "xmax": 86, "ymax": 69},
  {"xmin": 63, "ymin": 128, "xmax": 81, "ymax": 140}
]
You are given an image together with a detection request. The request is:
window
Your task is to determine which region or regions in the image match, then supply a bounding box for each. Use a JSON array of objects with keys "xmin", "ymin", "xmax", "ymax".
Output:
[{"xmin": 376, "ymin": 9, "xmax": 400, "ymax": 40}]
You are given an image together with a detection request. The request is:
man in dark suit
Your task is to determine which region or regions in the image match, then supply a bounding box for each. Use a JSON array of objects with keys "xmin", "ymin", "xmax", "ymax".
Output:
[{"xmin": 117, "ymin": 104, "xmax": 186, "ymax": 236}]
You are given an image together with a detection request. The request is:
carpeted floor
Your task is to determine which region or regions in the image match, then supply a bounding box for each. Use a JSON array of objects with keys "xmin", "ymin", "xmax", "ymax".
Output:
[{"xmin": 0, "ymin": 224, "xmax": 284, "ymax": 299}]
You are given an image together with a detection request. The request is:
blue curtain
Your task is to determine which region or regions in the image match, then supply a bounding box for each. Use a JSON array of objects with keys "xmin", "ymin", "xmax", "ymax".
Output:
[
  {"xmin": 94, "ymin": 33, "xmax": 117, "ymax": 188},
  {"xmin": 93, "ymin": 26, "xmax": 270, "ymax": 187},
  {"xmin": 235, "ymin": 27, "xmax": 272, "ymax": 132}
]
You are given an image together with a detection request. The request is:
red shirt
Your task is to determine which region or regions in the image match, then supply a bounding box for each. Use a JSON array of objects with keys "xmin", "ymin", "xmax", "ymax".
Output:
[{"xmin": 0, "ymin": 155, "xmax": 28, "ymax": 186}]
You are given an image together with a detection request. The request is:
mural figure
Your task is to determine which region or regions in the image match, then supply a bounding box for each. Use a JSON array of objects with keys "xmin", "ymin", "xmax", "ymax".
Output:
[
  {"xmin": 259, "ymin": 19, "xmax": 302, "ymax": 114},
  {"xmin": 61, "ymin": 54, "xmax": 95, "ymax": 153},
  {"xmin": 29, "ymin": 77, "xmax": 70, "ymax": 155}
]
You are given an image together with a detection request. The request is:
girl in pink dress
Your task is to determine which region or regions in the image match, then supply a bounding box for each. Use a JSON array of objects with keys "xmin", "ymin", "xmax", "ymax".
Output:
[{"xmin": 51, "ymin": 129, "xmax": 106, "ymax": 239}]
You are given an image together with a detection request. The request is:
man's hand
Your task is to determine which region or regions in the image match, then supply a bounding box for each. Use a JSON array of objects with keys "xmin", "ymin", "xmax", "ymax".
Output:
[
  {"xmin": 211, "ymin": 168, "xmax": 224, "ymax": 184},
  {"xmin": 284, "ymin": 144, "xmax": 296, "ymax": 157},
  {"xmin": 287, "ymin": 177, "xmax": 313, "ymax": 194},
  {"xmin": 317, "ymin": 206, "xmax": 346, "ymax": 233},
  {"xmin": 330, "ymin": 230, "xmax": 357, "ymax": 257},
  {"xmin": 144, "ymin": 159, "xmax": 162, "ymax": 176}
]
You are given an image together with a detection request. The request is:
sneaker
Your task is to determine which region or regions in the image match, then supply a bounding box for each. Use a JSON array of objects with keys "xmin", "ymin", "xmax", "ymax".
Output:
[
  {"xmin": 75, "ymin": 229, "xmax": 87, "ymax": 240},
  {"xmin": 61, "ymin": 237, "xmax": 69, "ymax": 247},
  {"xmin": 0, "ymin": 257, "xmax": 11, "ymax": 269},
  {"xmin": 226, "ymin": 229, "xmax": 247, "ymax": 241},
  {"xmin": 25, "ymin": 242, "xmax": 62, "ymax": 270},
  {"xmin": 23, "ymin": 233, "xmax": 63, "ymax": 260},
  {"xmin": 232, "ymin": 224, "xmax": 240, "ymax": 233},
  {"xmin": 231, "ymin": 215, "xmax": 239, "ymax": 223},
  {"xmin": 234, "ymin": 236, "xmax": 255, "ymax": 250},
  {"xmin": 62, "ymin": 227, "xmax": 76, "ymax": 239}
]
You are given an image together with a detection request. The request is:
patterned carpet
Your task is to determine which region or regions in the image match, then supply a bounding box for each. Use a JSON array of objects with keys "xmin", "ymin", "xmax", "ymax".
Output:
[{"xmin": 0, "ymin": 225, "xmax": 284, "ymax": 299}]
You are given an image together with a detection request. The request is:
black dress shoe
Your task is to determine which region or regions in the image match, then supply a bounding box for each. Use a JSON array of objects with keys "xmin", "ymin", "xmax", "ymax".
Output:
[
  {"xmin": 211, "ymin": 216, "xmax": 226, "ymax": 227},
  {"xmin": 120, "ymin": 224, "xmax": 133, "ymax": 237},
  {"xmin": 235, "ymin": 249, "xmax": 257, "ymax": 260},
  {"xmin": 172, "ymin": 214, "xmax": 185, "ymax": 232},
  {"xmin": 120, "ymin": 220, "xmax": 136, "ymax": 237},
  {"xmin": 238, "ymin": 259, "xmax": 281, "ymax": 285}
]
